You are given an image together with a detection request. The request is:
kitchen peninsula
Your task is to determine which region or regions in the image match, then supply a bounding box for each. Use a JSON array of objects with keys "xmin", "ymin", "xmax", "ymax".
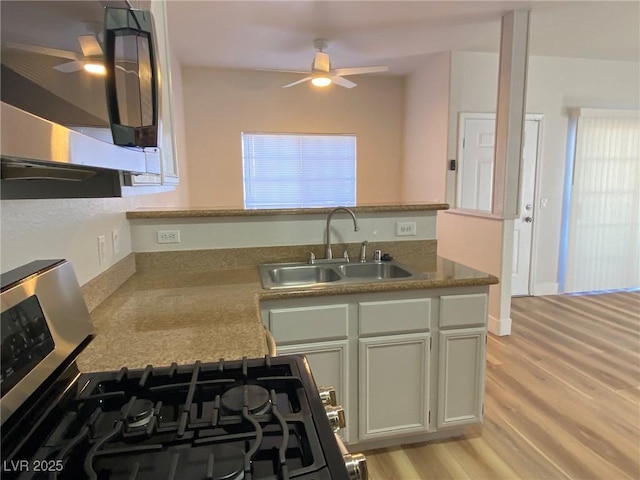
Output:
[{"xmin": 78, "ymin": 202, "xmax": 498, "ymax": 449}]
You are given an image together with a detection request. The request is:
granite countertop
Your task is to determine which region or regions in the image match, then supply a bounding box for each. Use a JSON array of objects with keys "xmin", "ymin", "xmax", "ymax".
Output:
[
  {"xmin": 77, "ymin": 256, "xmax": 498, "ymax": 373},
  {"xmin": 125, "ymin": 203, "xmax": 449, "ymax": 219}
]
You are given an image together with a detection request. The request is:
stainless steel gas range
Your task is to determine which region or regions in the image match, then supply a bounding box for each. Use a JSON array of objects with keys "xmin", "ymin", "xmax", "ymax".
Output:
[{"xmin": 1, "ymin": 260, "xmax": 366, "ymax": 480}]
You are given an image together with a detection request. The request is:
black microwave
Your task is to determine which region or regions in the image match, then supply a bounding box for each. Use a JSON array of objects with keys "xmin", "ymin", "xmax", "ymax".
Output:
[{"xmin": 0, "ymin": 0, "xmax": 161, "ymax": 183}]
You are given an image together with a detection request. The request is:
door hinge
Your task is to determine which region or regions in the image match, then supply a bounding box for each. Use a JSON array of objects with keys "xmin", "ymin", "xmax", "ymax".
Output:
[
  {"xmin": 430, "ymin": 337, "xmax": 432, "ymax": 350},
  {"xmin": 462, "ymin": 137, "xmax": 466, "ymax": 149},
  {"xmin": 428, "ymin": 410, "xmax": 431, "ymax": 423}
]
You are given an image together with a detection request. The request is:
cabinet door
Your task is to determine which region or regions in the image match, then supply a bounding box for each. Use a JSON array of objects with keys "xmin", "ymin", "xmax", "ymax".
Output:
[
  {"xmin": 277, "ymin": 341, "xmax": 350, "ymax": 442},
  {"xmin": 437, "ymin": 327, "xmax": 486, "ymax": 428},
  {"xmin": 151, "ymin": 0, "xmax": 179, "ymax": 185},
  {"xmin": 359, "ymin": 333, "xmax": 430, "ymax": 440}
]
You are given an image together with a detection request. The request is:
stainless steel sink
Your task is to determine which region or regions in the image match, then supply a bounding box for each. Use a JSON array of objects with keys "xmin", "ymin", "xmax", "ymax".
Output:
[
  {"xmin": 338, "ymin": 262, "xmax": 413, "ymax": 279},
  {"xmin": 259, "ymin": 260, "xmax": 428, "ymax": 289},
  {"xmin": 268, "ymin": 265, "xmax": 341, "ymax": 286}
]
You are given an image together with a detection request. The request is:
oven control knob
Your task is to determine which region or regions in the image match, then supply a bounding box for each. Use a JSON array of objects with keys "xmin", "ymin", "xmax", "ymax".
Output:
[
  {"xmin": 318, "ymin": 386, "xmax": 337, "ymax": 406},
  {"xmin": 344, "ymin": 453, "xmax": 368, "ymax": 480},
  {"xmin": 325, "ymin": 405, "xmax": 346, "ymax": 431}
]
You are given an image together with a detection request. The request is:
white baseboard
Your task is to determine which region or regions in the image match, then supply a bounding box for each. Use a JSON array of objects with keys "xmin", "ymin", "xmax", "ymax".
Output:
[
  {"xmin": 532, "ymin": 282, "xmax": 559, "ymax": 296},
  {"xmin": 488, "ymin": 315, "xmax": 512, "ymax": 336}
]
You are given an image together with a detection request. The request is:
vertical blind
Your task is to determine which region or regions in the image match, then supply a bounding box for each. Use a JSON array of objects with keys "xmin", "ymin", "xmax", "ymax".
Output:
[
  {"xmin": 242, "ymin": 133, "xmax": 356, "ymax": 209},
  {"xmin": 563, "ymin": 109, "xmax": 640, "ymax": 293}
]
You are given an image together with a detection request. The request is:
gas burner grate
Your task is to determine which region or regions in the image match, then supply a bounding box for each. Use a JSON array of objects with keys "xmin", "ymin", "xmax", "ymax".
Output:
[{"xmin": 6, "ymin": 356, "xmax": 343, "ymax": 480}]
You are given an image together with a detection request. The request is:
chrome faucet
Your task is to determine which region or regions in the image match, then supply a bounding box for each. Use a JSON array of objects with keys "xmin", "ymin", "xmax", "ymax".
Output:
[
  {"xmin": 325, "ymin": 207, "xmax": 359, "ymax": 259},
  {"xmin": 359, "ymin": 240, "xmax": 368, "ymax": 263}
]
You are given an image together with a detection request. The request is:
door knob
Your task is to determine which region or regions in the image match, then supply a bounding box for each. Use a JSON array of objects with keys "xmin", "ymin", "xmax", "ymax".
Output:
[{"xmin": 523, "ymin": 216, "xmax": 533, "ymax": 223}]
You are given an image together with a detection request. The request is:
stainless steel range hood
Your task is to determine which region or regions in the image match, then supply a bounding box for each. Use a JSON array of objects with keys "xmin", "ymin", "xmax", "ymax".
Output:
[{"xmin": 1, "ymin": 102, "xmax": 147, "ymax": 199}]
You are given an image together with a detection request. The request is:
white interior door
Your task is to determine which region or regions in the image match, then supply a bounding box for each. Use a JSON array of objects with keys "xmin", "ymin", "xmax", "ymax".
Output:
[
  {"xmin": 457, "ymin": 117, "xmax": 495, "ymax": 212},
  {"xmin": 512, "ymin": 119, "xmax": 540, "ymax": 296},
  {"xmin": 457, "ymin": 114, "xmax": 541, "ymax": 296}
]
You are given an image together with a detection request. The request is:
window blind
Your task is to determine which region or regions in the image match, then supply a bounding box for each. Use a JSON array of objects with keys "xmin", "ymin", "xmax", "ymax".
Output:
[
  {"xmin": 563, "ymin": 109, "xmax": 640, "ymax": 293},
  {"xmin": 242, "ymin": 133, "xmax": 356, "ymax": 209}
]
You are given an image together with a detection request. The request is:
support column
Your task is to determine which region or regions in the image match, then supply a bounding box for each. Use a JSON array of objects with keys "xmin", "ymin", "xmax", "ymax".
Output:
[
  {"xmin": 491, "ymin": 10, "xmax": 530, "ymax": 336},
  {"xmin": 493, "ymin": 10, "xmax": 530, "ymax": 218}
]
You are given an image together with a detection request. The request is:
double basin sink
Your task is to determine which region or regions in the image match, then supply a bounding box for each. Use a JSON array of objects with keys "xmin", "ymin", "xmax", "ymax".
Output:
[{"xmin": 259, "ymin": 260, "xmax": 429, "ymax": 289}]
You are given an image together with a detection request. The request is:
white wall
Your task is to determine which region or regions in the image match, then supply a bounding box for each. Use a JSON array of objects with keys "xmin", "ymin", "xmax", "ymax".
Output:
[
  {"xmin": 182, "ymin": 68, "xmax": 405, "ymax": 207},
  {"xmin": 0, "ymin": 46, "xmax": 189, "ymax": 286},
  {"xmin": 130, "ymin": 211, "xmax": 437, "ymax": 252},
  {"xmin": 448, "ymin": 51, "xmax": 640, "ymax": 294},
  {"xmin": 403, "ymin": 52, "xmax": 451, "ymax": 203}
]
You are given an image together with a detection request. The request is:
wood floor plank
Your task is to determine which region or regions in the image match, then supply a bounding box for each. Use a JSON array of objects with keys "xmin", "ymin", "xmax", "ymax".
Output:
[{"xmin": 359, "ymin": 291, "xmax": 640, "ymax": 480}]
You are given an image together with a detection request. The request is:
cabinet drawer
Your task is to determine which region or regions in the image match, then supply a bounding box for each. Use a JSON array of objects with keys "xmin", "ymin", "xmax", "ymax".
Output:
[
  {"xmin": 359, "ymin": 298, "xmax": 431, "ymax": 336},
  {"xmin": 269, "ymin": 304, "xmax": 349, "ymax": 344},
  {"xmin": 439, "ymin": 294, "xmax": 487, "ymax": 328}
]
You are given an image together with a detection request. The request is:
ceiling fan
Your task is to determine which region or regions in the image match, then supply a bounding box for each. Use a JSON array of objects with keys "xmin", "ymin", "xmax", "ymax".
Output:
[
  {"xmin": 280, "ymin": 38, "xmax": 389, "ymax": 89},
  {"xmin": 6, "ymin": 34, "xmax": 105, "ymax": 74}
]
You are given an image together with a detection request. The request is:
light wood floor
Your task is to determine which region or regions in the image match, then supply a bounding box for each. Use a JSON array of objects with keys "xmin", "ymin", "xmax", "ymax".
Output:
[{"xmin": 358, "ymin": 291, "xmax": 640, "ymax": 479}]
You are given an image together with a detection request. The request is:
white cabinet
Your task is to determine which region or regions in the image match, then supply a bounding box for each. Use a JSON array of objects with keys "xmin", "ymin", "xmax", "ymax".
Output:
[
  {"xmin": 260, "ymin": 287, "xmax": 489, "ymax": 448},
  {"xmin": 127, "ymin": 0, "xmax": 178, "ymax": 186},
  {"xmin": 437, "ymin": 328, "xmax": 486, "ymax": 428},
  {"xmin": 152, "ymin": 0, "xmax": 179, "ymax": 185},
  {"xmin": 267, "ymin": 302, "xmax": 352, "ymax": 441},
  {"xmin": 359, "ymin": 333, "xmax": 430, "ymax": 440},
  {"xmin": 277, "ymin": 340, "xmax": 350, "ymax": 440},
  {"xmin": 357, "ymin": 297, "xmax": 431, "ymax": 441},
  {"xmin": 437, "ymin": 293, "xmax": 488, "ymax": 428}
]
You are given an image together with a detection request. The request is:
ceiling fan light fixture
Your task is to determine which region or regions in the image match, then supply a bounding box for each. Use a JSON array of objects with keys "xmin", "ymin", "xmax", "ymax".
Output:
[
  {"xmin": 84, "ymin": 62, "xmax": 106, "ymax": 75},
  {"xmin": 311, "ymin": 75, "xmax": 332, "ymax": 87}
]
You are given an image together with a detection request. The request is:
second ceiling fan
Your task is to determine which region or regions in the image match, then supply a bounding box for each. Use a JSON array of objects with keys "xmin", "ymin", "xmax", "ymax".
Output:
[{"xmin": 280, "ymin": 38, "xmax": 388, "ymax": 89}]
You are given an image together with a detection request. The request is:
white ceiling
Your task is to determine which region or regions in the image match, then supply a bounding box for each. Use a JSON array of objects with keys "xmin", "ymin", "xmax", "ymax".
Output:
[{"xmin": 167, "ymin": 1, "xmax": 639, "ymax": 76}]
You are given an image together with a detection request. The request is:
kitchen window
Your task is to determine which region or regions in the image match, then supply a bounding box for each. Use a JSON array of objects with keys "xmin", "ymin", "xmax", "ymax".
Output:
[{"xmin": 242, "ymin": 133, "xmax": 356, "ymax": 209}]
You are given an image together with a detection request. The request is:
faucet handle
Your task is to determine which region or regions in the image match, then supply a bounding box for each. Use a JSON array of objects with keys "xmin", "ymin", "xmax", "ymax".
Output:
[
  {"xmin": 308, "ymin": 251, "xmax": 316, "ymax": 264},
  {"xmin": 343, "ymin": 250, "xmax": 350, "ymax": 262}
]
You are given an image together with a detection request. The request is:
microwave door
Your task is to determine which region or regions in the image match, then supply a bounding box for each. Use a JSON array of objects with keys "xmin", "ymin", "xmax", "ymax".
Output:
[{"xmin": 105, "ymin": 7, "xmax": 158, "ymax": 148}]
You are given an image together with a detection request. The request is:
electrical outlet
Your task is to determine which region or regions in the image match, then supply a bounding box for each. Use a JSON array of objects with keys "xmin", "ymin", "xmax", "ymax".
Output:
[
  {"xmin": 112, "ymin": 229, "xmax": 120, "ymax": 255},
  {"xmin": 396, "ymin": 221, "xmax": 417, "ymax": 237},
  {"xmin": 97, "ymin": 235, "xmax": 107, "ymax": 266},
  {"xmin": 157, "ymin": 230, "xmax": 181, "ymax": 244}
]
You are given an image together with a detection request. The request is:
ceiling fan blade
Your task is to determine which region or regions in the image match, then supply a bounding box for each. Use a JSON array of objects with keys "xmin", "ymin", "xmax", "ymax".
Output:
[
  {"xmin": 53, "ymin": 60, "xmax": 84, "ymax": 73},
  {"xmin": 5, "ymin": 41, "xmax": 80, "ymax": 61},
  {"xmin": 313, "ymin": 52, "xmax": 330, "ymax": 73},
  {"xmin": 256, "ymin": 68, "xmax": 310, "ymax": 75},
  {"xmin": 332, "ymin": 76, "xmax": 357, "ymax": 89},
  {"xmin": 78, "ymin": 35, "xmax": 102, "ymax": 57},
  {"xmin": 282, "ymin": 76, "xmax": 312, "ymax": 88},
  {"xmin": 333, "ymin": 66, "xmax": 389, "ymax": 77}
]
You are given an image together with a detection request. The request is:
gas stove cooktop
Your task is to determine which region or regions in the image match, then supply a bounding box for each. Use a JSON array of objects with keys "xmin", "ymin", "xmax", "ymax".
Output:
[
  {"xmin": 4, "ymin": 356, "xmax": 347, "ymax": 480},
  {"xmin": 0, "ymin": 260, "xmax": 354, "ymax": 480}
]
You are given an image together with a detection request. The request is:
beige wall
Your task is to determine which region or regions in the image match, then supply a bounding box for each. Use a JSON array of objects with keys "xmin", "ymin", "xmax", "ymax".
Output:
[
  {"xmin": 182, "ymin": 68, "xmax": 405, "ymax": 207},
  {"xmin": 403, "ymin": 52, "xmax": 451, "ymax": 203},
  {"xmin": 437, "ymin": 212, "xmax": 504, "ymax": 323}
]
